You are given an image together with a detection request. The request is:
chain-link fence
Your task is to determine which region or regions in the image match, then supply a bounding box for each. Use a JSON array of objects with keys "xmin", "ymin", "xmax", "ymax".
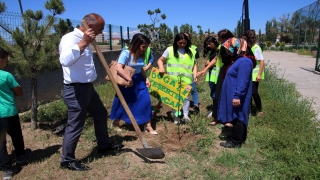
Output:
[
  {"xmin": 292, "ymin": 1, "xmax": 320, "ymax": 71},
  {"xmin": 0, "ymin": 11, "xmax": 141, "ymax": 50}
]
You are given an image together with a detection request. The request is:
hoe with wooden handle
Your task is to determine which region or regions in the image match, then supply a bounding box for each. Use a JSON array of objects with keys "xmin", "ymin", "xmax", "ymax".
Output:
[{"xmin": 82, "ymin": 20, "xmax": 165, "ymax": 159}]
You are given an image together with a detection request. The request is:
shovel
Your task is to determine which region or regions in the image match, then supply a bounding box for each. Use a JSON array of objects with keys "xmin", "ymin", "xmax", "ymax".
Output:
[{"xmin": 82, "ymin": 20, "xmax": 165, "ymax": 159}]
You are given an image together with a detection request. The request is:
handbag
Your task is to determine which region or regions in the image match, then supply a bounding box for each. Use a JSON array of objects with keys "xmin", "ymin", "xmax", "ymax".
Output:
[{"xmin": 105, "ymin": 53, "xmax": 136, "ymax": 86}]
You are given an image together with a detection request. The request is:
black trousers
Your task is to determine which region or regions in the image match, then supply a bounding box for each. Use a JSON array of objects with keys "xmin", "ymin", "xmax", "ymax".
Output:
[
  {"xmin": 252, "ymin": 81, "xmax": 262, "ymax": 112},
  {"xmin": 0, "ymin": 114, "xmax": 25, "ymax": 168},
  {"xmin": 230, "ymin": 118, "xmax": 247, "ymax": 145}
]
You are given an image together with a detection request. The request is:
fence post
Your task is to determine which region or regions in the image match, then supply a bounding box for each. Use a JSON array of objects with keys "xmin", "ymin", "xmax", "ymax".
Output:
[
  {"xmin": 109, "ymin": 24, "xmax": 112, "ymax": 50},
  {"xmin": 120, "ymin": 26, "xmax": 123, "ymax": 49},
  {"xmin": 316, "ymin": 27, "xmax": 320, "ymax": 71},
  {"xmin": 127, "ymin": 27, "xmax": 130, "ymax": 40}
]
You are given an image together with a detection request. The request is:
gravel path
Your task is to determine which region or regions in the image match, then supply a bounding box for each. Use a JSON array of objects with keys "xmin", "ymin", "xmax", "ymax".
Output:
[{"xmin": 263, "ymin": 51, "xmax": 320, "ymax": 121}]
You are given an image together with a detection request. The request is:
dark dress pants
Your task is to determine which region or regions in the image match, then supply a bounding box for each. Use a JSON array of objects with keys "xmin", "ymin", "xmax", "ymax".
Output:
[
  {"xmin": 0, "ymin": 114, "xmax": 25, "ymax": 168},
  {"xmin": 230, "ymin": 118, "xmax": 247, "ymax": 145},
  {"xmin": 61, "ymin": 83, "xmax": 110, "ymax": 163}
]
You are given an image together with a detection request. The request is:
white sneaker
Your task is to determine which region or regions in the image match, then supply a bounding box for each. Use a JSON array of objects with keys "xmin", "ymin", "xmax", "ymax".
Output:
[
  {"xmin": 174, "ymin": 117, "xmax": 180, "ymax": 125},
  {"xmin": 207, "ymin": 112, "xmax": 213, "ymax": 118},
  {"xmin": 183, "ymin": 115, "xmax": 192, "ymax": 123}
]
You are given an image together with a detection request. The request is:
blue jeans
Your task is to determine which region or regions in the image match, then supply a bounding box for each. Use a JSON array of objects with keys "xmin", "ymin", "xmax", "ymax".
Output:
[
  {"xmin": 191, "ymin": 82, "xmax": 199, "ymax": 106},
  {"xmin": 209, "ymin": 82, "xmax": 216, "ymax": 100}
]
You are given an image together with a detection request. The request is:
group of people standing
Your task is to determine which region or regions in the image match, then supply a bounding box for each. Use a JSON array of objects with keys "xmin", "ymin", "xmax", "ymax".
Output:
[{"xmin": 0, "ymin": 12, "xmax": 265, "ymax": 178}]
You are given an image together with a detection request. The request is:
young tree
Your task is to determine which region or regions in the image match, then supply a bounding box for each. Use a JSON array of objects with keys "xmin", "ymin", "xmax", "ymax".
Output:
[
  {"xmin": 137, "ymin": 8, "xmax": 166, "ymax": 54},
  {"xmin": 137, "ymin": 8, "xmax": 166, "ymax": 41},
  {"xmin": 0, "ymin": 0, "xmax": 68, "ymax": 130}
]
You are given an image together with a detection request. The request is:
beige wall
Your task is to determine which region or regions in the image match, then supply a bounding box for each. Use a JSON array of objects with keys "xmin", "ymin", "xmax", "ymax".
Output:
[{"xmin": 14, "ymin": 50, "xmax": 122, "ymax": 110}]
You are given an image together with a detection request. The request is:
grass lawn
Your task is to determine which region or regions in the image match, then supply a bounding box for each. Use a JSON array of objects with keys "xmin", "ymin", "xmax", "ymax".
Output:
[{"xmin": 9, "ymin": 56, "xmax": 320, "ymax": 179}]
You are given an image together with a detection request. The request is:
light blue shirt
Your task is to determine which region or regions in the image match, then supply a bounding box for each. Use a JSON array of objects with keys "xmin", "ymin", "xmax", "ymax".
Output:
[
  {"xmin": 118, "ymin": 50, "xmax": 144, "ymax": 74},
  {"xmin": 122, "ymin": 46, "xmax": 154, "ymax": 65}
]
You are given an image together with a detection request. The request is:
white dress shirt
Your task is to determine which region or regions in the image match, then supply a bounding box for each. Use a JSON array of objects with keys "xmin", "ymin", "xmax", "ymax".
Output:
[{"xmin": 59, "ymin": 28, "xmax": 97, "ymax": 84}]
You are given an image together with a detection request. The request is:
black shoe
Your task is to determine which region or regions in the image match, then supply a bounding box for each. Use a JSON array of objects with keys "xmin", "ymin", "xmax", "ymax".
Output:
[
  {"xmin": 97, "ymin": 143, "xmax": 124, "ymax": 154},
  {"xmin": 194, "ymin": 106, "xmax": 200, "ymax": 114},
  {"xmin": 220, "ymin": 141, "xmax": 241, "ymax": 148},
  {"xmin": 60, "ymin": 161, "xmax": 90, "ymax": 171}
]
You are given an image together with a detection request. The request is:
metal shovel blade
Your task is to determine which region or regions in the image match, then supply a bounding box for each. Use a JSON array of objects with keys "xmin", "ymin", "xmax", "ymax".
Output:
[{"xmin": 136, "ymin": 147, "xmax": 165, "ymax": 159}]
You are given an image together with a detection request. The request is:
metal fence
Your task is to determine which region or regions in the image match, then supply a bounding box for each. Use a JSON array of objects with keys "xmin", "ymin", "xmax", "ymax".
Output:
[
  {"xmin": 292, "ymin": 0, "xmax": 320, "ymax": 71},
  {"xmin": 0, "ymin": 11, "xmax": 141, "ymax": 50}
]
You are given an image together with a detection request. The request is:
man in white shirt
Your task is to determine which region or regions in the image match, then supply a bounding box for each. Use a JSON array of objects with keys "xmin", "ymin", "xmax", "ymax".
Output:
[{"xmin": 59, "ymin": 13, "xmax": 123, "ymax": 171}]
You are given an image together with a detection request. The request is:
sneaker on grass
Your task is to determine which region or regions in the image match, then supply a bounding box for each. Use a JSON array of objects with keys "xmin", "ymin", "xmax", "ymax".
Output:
[{"xmin": 2, "ymin": 165, "xmax": 17, "ymax": 180}]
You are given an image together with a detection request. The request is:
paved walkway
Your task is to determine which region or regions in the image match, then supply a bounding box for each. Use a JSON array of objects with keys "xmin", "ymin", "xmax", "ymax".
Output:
[{"xmin": 264, "ymin": 51, "xmax": 320, "ymax": 121}]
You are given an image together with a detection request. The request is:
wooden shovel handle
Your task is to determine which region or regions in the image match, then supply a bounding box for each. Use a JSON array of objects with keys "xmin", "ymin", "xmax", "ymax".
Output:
[{"xmin": 81, "ymin": 20, "xmax": 149, "ymax": 148}]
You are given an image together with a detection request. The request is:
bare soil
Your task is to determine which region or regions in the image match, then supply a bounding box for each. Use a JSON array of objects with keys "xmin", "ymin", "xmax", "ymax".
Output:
[{"xmin": 4, "ymin": 102, "xmax": 228, "ymax": 180}]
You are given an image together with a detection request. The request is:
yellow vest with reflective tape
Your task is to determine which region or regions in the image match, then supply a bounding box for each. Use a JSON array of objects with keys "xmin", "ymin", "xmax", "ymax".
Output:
[
  {"xmin": 251, "ymin": 44, "xmax": 265, "ymax": 81},
  {"xmin": 166, "ymin": 46, "xmax": 195, "ymax": 84},
  {"xmin": 144, "ymin": 47, "xmax": 151, "ymax": 65},
  {"xmin": 206, "ymin": 45, "xmax": 223, "ymax": 83}
]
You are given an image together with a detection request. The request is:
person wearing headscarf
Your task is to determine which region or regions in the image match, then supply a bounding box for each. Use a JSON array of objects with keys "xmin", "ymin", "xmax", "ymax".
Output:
[{"xmin": 217, "ymin": 30, "xmax": 256, "ymax": 148}]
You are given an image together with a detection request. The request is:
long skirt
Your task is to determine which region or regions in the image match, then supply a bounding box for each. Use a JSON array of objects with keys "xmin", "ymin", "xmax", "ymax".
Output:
[{"xmin": 109, "ymin": 73, "xmax": 152, "ymax": 125}]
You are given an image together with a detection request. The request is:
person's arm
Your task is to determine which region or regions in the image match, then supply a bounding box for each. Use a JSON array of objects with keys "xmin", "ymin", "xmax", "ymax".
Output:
[
  {"xmin": 7, "ymin": 73, "xmax": 23, "ymax": 96},
  {"xmin": 233, "ymin": 60, "xmax": 253, "ymax": 107},
  {"xmin": 193, "ymin": 63, "xmax": 198, "ymax": 83},
  {"xmin": 254, "ymin": 48, "xmax": 264, "ymax": 82},
  {"xmin": 143, "ymin": 51, "xmax": 154, "ymax": 71},
  {"xmin": 12, "ymin": 86, "xmax": 23, "ymax": 96},
  {"xmin": 140, "ymin": 69, "xmax": 150, "ymax": 87},
  {"xmin": 157, "ymin": 56, "xmax": 167, "ymax": 74},
  {"xmin": 157, "ymin": 49, "xmax": 168, "ymax": 74},
  {"xmin": 197, "ymin": 56, "xmax": 217, "ymax": 77},
  {"xmin": 59, "ymin": 28, "xmax": 95, "ymax": 67},
  {"xmin": 257, "ymin": 60, "xmax": 265, "ymax": 82}
]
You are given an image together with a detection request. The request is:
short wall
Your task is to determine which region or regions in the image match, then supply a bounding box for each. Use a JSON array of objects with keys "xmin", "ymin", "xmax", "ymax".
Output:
[{"xmin": 13, "ymin": 50, "xmax": 122, "ymax": 110}]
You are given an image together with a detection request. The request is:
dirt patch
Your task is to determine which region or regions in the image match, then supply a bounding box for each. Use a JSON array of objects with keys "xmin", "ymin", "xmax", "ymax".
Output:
[{"xmin": 4, "ymin": 103, "xmax": 223, "ymax": 179}]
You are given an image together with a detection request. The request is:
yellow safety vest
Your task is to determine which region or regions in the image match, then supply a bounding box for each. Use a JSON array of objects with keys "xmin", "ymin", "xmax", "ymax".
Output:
[
  {"xmin": 206, "ymin": 45, "xmax": 223, "ymax": 83},
  {"xmin": 166, "ymin": 46, "xmax": 195, "ymax": 85},
  {"xmin": 251, "ymin": 44, "xmax": 265, "ymax": 81},
  {"xmin": 144, "ymin": 47, "xmax": 151, "ymax": 65}
]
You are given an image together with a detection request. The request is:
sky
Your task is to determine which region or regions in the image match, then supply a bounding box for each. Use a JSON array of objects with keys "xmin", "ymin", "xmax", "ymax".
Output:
[{"xmin": 2, "ymin": 0, "xmax": 318, "ymax": 34}]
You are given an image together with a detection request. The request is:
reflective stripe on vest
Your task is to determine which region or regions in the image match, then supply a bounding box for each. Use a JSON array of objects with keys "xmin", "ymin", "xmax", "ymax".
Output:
[
  {"xmin": 144, "ymin": 47, "xmax": 151, "ymax": 65},
  {"xmin": 206, "ymin": 45, "xmax": 223, "ymax": 83},
  {"xmin": 166, "ymin": 46, "xmax": 195, "ymax": 84},
  {"xmin": 251, "ymin": 44, "xmax": 265, "ymax": 81}
]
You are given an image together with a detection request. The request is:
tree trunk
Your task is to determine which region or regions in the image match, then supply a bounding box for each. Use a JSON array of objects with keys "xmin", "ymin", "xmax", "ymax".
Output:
[{"xmin": 31, "ymin": 77, "xmax": 38, "ymax": 130}]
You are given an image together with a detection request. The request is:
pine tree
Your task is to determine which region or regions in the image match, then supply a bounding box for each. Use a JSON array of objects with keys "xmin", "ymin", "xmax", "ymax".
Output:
[{"xmin": 0, "ymin": 0, "xmax": 69, "ymax": 130}]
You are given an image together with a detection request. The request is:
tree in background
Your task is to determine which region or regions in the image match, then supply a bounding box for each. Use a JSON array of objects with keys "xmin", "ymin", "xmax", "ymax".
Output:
[
  {"xmin": 0, "ymin": 0, "xmax": 70, "ymax": 130},
  {"xmin": 265, "ymin": 20, "xmax": 278, "ymax": 42},
  {"xmin": 137, "ymin": 8, "xmax": 167, "ymax": 54},
  {"xmin": 173, "ymin": 25, "xmax": 179, "ymax": 35},
  {"xmin": 137, "ymin": 8, "xmax": 166, "ymax": 41},
  {"xmin": 235, "ymin": 20, "xmax": 243, "ymax": 37},
  {"xmin": 180, "ymin": 23, "xmax": 193, "ymax": 34},
  {"xmin": 278, "ymin": 13, "xmax": 293, "ymax": 43},
  {"xmin": 0, "ymin": 1, "xmax": 5, "ymax": 13}
]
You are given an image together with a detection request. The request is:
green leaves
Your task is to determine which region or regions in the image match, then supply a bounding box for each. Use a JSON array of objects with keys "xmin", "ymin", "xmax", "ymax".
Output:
[
  {"xmin": 45, "ymin": 0, "xmax": 65, "ymax": 15},
  {"xmin": 0, "ymin": 2, "xmax": 6, "ymax": 13}
]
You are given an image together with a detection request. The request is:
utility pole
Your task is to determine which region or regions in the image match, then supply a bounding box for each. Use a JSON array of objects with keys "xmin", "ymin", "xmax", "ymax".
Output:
[{"xmin": 243, "ymin": 0, "xmax": 250, "ymax": 33}]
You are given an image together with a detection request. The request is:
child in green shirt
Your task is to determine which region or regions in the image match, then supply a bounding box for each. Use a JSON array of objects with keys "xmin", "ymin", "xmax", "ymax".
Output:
[{"xmin": 0, "ymin": 47, "xmax": 31, "ymax": 180}]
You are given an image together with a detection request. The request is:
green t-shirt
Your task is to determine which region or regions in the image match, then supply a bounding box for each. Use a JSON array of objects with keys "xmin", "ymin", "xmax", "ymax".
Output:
[{"xmin": 0, "ymin": 70, "xmax": 19, "ymax": 118}]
